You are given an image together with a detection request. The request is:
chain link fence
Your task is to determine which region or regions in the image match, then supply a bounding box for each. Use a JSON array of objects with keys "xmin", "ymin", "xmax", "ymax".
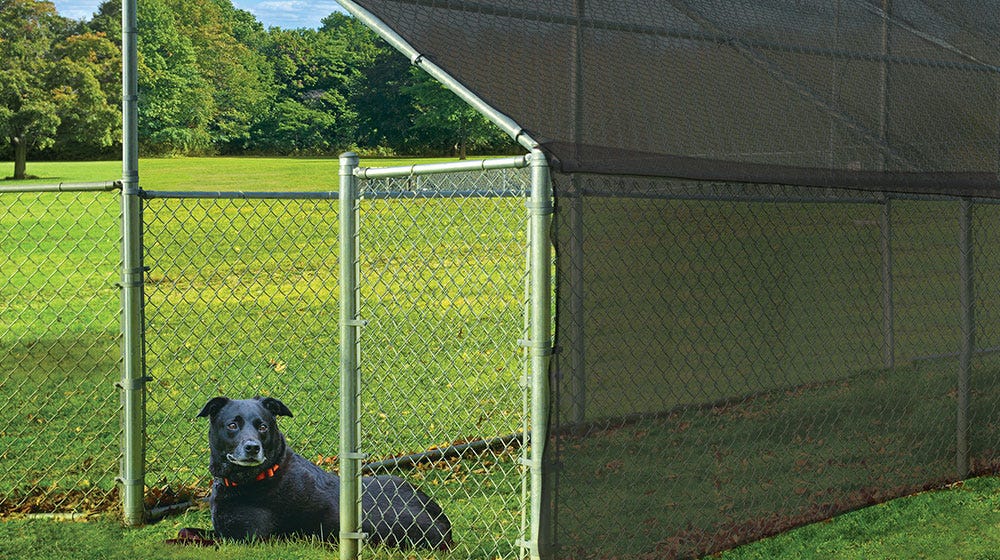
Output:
[
  {"xmin": 0, "ymin": 186, "xmax": 122, "ymax": 517},
  {"xmin": 14, "ymin": 163, "xmax": 1000, "ymax": 559},
  {"xmin": 139, "ymin": 162, "xmax": 532, "ymax": 559},
  {"xmin": 354, "ymin": 165, "xmax": 532, "ymax": 559},
  {"xmin": 547, "ymin": 177, "xmax": 1000, "ymax": 559},
  {"xmin": 141, "ymin": 192, "xmax": 342, "ymax": 508}
]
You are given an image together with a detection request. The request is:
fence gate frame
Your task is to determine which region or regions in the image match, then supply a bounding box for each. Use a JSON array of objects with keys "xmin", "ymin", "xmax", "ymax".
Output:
[{"xmin": 336, "ymin": 151, "xmax": 553, "ymax": 560}]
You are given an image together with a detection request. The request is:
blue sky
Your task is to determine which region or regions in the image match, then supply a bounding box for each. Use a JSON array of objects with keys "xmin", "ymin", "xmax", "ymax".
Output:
[{"xmin": 51, "ymin": 0, "xmax": 346, "ymax": 29}]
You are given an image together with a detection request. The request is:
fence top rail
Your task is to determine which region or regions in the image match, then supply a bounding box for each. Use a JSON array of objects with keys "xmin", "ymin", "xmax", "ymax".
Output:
[
  {"xmin": 575, "ymin": 188, "xmax": 1000, "ymax": 205},
  {"xmin": 0, "ymin": 181, "xmax": 121, "ymax": 194},
  {"xmin": 140, "ymin": 190, "xmax": 340, "ymax": 200},
  {"xmin": 354, "ymin": 154, "xmax": 531, "ymax": 180}
]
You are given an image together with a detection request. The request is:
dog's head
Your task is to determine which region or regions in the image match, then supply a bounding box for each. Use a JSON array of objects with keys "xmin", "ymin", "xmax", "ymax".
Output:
[{"xmin": 197, "ymin": 396, "xmax": 293, "ymax": 476}]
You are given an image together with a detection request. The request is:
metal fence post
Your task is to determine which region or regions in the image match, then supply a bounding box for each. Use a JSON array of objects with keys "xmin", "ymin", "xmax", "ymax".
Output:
[
  {"xmin": 119, "ymin": 0, "xmax": 146, "ymax": 527},
  {"xmin": 528, "ymin": 149, "xmax": 553, "ymax": 560},
  {"xmin": 958, "ymin": 198, "xmax": 974, "ymax": 479},
  {"xmin": 569, "ymin": 186, "xmax": 586, "ymax": 426},
  {"xmin": 881, "ymin": 197, "xmax": 894, "ymax": 369},
  {"xmin": 339, "ymin": 152, "xmax": 365, "ymax": 560}
]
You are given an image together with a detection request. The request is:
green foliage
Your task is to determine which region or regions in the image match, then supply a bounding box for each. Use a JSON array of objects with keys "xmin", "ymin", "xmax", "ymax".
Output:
[
  {"xmin": 1, "ymin": 0, "xmax": 520, "ymax": 164},
  {"xmin": 0, "ymin": 0, "xmax": 120, "ymax": 177},
  {"xmin": 0, "ymin": 0, "xmax": 63, "ymax": 177},
  {"xmin": 404, "ymin": 67, "xmax": 513, "ymax": 159},
  {"xmin": 49, "ymin": 32, "xmax": 121, "ymax": 156},
  {"xmin": 160, "ymin": 0, "xmax": 275, "ymax": 152},
  {"xmin": 134, "ymin": 0, "xmax": 215, "ymax": 155},
  {"xmin": 322, "ymin": 12, "xmax": 414, "ymax": 152},
  {"xmin": 249, "ymin": 27, "xmax": 356, "ymax": 153}
]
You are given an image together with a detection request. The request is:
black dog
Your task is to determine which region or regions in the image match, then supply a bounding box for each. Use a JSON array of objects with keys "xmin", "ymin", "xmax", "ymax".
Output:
[{"xmin": 195, "ymin": 396, "xmax": 452, "ymax": 549}]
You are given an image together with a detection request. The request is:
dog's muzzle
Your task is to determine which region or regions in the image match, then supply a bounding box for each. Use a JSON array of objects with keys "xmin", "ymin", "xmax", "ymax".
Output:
[{"xmin": 226, "ymin": 440, "xmax": 266, "ymax": 466}]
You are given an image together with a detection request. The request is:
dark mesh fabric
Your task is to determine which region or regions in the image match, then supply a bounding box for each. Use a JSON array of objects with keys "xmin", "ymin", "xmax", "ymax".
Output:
[
  {"xmin": 353, "ymin": 0, "xmax": 1000, "ymax": 194},
  {"xmin": 348, "ymin": 1, "xmax": 1000, "ymax": 558},
  {"xmin": 548, "ymin": 177, "xmax": 1000, "ymax": 558}
]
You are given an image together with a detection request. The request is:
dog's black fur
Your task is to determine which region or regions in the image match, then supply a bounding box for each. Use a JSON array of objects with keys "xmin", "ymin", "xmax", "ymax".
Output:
[{"xmin": 197, "ymin": 396, "xmax": 452, "ymax": 549}]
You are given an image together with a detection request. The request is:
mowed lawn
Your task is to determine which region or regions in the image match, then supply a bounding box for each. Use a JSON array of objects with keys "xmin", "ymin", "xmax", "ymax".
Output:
[
  {"xmin": 4, "ymin": 156, "xmax": 463, "ymax": 190},
  {"xmin": 4, "ymin": 157, "xmax": 1000, "ymax": 560},
  {"xmin": 2, "ymin": 156, "xmax": 529, "ymax": 560}
]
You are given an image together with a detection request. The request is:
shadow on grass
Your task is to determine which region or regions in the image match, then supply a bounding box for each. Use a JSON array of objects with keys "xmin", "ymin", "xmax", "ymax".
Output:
[
  {"xmin": 0, "ymin": 332, "xmax": 120, "ymax": 515},
  {"xmin": 548, "ymin": 358, "xmax": 1000, "ymax": 559}
]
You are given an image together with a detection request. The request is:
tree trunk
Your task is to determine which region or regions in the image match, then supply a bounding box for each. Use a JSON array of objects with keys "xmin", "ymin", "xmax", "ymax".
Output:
[
  {"xmin": 12, "ymin": 136, "xmax": 27, "ymax": 180},
  {"xmin": 458, "ymin": 138, "xmax": 467, "ymax": 160}
]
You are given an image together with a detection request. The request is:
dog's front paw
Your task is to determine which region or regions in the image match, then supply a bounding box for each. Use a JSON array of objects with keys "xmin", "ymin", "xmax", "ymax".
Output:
[{"xmin": 165, "ymin": 527, "xmax": 217, "ymax": 546}]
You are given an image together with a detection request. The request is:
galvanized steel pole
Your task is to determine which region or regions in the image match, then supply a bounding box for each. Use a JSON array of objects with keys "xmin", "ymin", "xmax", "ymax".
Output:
[
  {"xmin": 878, "ymin": 1, "xmax": 895, "ymax": 371},
  {"xmin": 119, "ymin": 0, "xmax": 146, "ymax": 526},
  {"xmin": 339, "ymin": 153, "xmax": 364, "ymax": 560},
  {"xmin": 958, "ymin": 199, "xmax": 974, "ymax": 479},
  {"xmin": 333, "ymin": 0, "xmax": 537, "ymax": 153},
  {"xmin": 881, "ymin": 198, "xmax": 894, "ymax": 369},
  {"xmin": 528, "ymin": 149, "xmax": 553, "ymax": 560}
]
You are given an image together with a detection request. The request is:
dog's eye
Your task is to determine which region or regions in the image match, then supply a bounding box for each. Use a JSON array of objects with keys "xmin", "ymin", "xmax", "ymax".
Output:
[
  {"xmin": 226, "ymin": 422, "xmax": 238, "ymax": 431},
  {"xmin": 258, "ymin": 424, "xmax": 268, "ymax": 434}
]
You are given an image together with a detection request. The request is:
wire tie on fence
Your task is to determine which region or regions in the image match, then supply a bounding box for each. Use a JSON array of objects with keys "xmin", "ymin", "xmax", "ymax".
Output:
[
  {"xmin": 116, "ymin": 266, "xmax": 148, "ymax": 288},
  {"xmin": 342, "ymin": 452, "xmax": 370, "ymax": 460},
  {"xmin": 115, "ymin": 376, "xmax": 152, "ymax": 391},
  {"xmin": 115, "ymin": 476, "xmax": 145, "ymax": 487},
  {"xmin": 345, "ymin": 319, "xmax": 369, "ymax": 327},
  {"xmin": 526, "ymin": 199, "xmax": 554, "ymax": 214},
  {"xmin": 519, "ymin": 339, "xmax": 555, "ymax": 356},
  {"xmin": 340, "ymin": 531, "xmax": 368, "ymax": 541}
]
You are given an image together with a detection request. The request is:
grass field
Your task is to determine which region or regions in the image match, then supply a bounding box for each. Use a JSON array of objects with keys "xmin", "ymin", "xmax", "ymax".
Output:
[
  {"xmin": 4, "ymin": 156, "xmax": 464, "ymax": 190},
  {"xmin": 5, "ymin": 157, "xmax": 1000, "ymax": 560},
  {"xmin": 2, "ymin": 156, "xmax": 529, "ymax": 560},
  {"xmin": 543, "ymin": 183, "xmax": 1000, "ymax": 558}
]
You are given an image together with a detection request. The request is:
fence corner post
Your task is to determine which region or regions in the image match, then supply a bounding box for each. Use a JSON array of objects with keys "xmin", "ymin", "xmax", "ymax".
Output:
[
  {"xmin": 528, "ymin": 148, "xmax": 553, "ymax": 560},
  {"xmin": 118, "ymin": 0, "xmax": 146, "ymax": 527},
  {"xmin": 339, "ymin": 152, "xmax": 364, "ymax": 560}
]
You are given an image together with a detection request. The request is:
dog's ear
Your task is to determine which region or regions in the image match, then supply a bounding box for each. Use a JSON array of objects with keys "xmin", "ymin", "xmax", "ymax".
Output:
[
  {"xmin": 258, "ymin": 397, "xmax": 293, "ymax": 418},
  {"xmin": 197, "ymin": 397, "xmax": 230, "ymax": 419}
]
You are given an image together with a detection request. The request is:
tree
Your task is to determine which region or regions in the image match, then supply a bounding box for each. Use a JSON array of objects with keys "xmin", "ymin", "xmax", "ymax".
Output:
[
  {"xmin": 403, "ymin": 67, "xmax": 514, "ymax": 159},
  {"xmin": 249, "ymin": 27, "xmax": 356, "ymax": 153},
  {"xmin": 323, "ymin": 12, "xmax": 414, "ymax": 153},
  {"xmin": 1, "ymin": 0, "xmax": 64, "ymax": 179},
  {"xmin": 1, "ymin": 0, "xmax": 119, "ymax": 179},
  {"xmin": 160, "ymin": 0, "xmax": 275, "ymax": 152},
  {"xmin": 48, "ymin": 32, "xmax": 121, "ymax": 158},
  {"xmin": 133, "ymin": 0, "xmax": 215, "ymax": 155}
]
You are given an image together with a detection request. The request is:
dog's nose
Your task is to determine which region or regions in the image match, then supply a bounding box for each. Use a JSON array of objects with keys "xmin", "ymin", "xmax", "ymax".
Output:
[{"xmin": 244, "ymin": 442, "xmax": 261, "ymax": 456}]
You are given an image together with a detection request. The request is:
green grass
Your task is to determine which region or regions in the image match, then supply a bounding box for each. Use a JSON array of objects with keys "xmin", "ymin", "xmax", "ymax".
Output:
[
  {"xmin": 1, "ymin": 156, "xmax": 529, "ymax": 560},
  {"xmin": 1, "ymin": 463, "xmax": 1000, "ymax": 560},
  {"xmin": 550, "ymin": 354, "xmax": 1000, "ymax": 559},
  {"xmin": 5, "ymin": 158, "xmax": 1000, "ymax": 559},
  {"xmin": 718, "ymin": 476, "xmax": 1000, "ymax": 560},
  {"xmin": 0, "ymin": 506, "xmax": 446, "ymax": 560},
  {"xmin": 2, "ymin": 156, "xmax": 483, "ymax": 190}
]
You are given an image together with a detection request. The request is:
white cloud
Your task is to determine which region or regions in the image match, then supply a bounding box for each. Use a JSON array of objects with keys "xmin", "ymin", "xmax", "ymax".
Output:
[
  {"xmin": 50, "ymin": 0, "xmax": 345, "ymax": 28},
  {"xmin": 50, "ymin": 0, "xmax": 99, "ymax": 21},
  {"xmin": 250, "ymin": 0, "xmax": 344, "ymax": 28}
]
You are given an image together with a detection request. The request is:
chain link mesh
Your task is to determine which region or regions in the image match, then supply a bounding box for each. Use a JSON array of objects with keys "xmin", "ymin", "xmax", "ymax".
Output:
[
  {"xmin": 357, "ymin": 167, "xmax": 530, "ymax": 559},
  {"xmin": 142, "ymin": 194, "xmax": 341, "ymax": 508},
  {"xmin": 0, "ymin": 190, "xmax": 121, "ymax": 516},
  {"xmin": 548, "ymin": 176, "xmax": 1000, "ymax": 559}
]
